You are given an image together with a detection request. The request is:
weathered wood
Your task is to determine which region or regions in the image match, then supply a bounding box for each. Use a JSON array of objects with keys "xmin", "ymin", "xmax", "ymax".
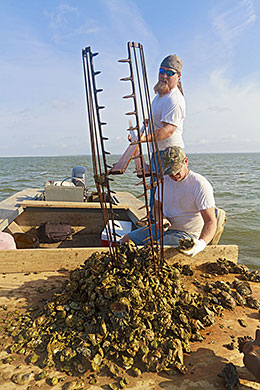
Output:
[
  {"xmin": 0, "ymin": 189, "xmax": 43, "ymax": 232},
  {"xmin": 113, "ymin": 191, "xmax": 147, "ymax": 225},
  {"xmin": 164, "ymin": 244, "xmax": 239, "ymax": 265},
  {"xmin": 21, "ymin": 200, "xmax": 129, "ymax": 209},
  {"xmin": 0, "ymin": 245, "xmax": 238, "ymax": 273},
  {"xmin": 0, "ymin": 248, "xmax": 99, "ymax": 273},
  {"xmin": 5, "ymin": 221, "xmax": 24, "ymax": 234},
  {"xmin": 109, "ymin": 143, "xmax": 139, "ymax": 175},
  {"xmin": 17, "ymin": 210, "xmax": 103, "ymax": 231},
  {"xmin": 15, "ymin": 208, "xmax": 131, "ymax": 236},
  {"xmin": 133, "ymin": 153, "xmax": 151, "ymax": 177}
]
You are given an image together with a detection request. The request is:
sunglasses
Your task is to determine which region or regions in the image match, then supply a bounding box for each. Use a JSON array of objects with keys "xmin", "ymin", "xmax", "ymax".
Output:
[{"xmin": 159, "ymin": 68, "xmax": 177, "ymax": 77}]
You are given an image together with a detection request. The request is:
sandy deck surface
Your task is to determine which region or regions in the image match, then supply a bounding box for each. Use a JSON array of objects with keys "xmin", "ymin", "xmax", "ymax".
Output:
[{"xmin": 0, "ymin": 267, "xmax": 260, "ymax": 390}]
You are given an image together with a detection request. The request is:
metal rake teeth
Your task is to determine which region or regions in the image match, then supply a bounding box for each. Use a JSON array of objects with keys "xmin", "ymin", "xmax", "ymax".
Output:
[
  {"xmin": 123, "ymin": 94, "xmax": 135, "ymax": 99},
  {"xmin": 129, "ymin": 41, "xmax": 143, "ymax": 48},
  {"xmin": 118, "ymin": 41, "xmax": 165, "ymax": 271},
  {"xmin": 82, "ymin": 47, "xmax": 90, "ymax": 55},
  {"xmin": 118, "ymin": 58, "xmax": 130, "ymax": 63},
  {"xmin": 120, "ymin": 77, "xmax": 132, "ymax": 81},
  {"xmin": 127, "ymin": 126, "xmax": 138, "ymax": 131},
  {"xmin": 82, "ymin": 45, "xmax": 119, "ymax": 261}
]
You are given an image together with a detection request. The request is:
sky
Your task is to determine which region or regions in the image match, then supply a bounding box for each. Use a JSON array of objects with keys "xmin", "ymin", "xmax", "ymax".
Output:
[{"xmin": 0, "ymin": 0, "xmax": 260, "ymax": 156}]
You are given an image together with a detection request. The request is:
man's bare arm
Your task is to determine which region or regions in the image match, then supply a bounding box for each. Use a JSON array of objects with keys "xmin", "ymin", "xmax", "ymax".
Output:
[
  {"xmin": 141, "ymin": 122, "xmax": 177, "ymax": 143},
  {"xmin": 199, "ymin": 207, "xmax": 217, "ymax": 244}
]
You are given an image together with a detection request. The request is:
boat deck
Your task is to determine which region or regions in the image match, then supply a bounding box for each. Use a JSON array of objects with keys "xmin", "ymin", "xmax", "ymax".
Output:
[
  {"xmin": 0, "ymin": 188, "xmax": 239, "ymax": 271},
  {"xmin": 0, "ymin": 189, "xmax": 43, "ymax": 232},
  {"xmin": 0, "ymin": 263, "xmax": 259, "ymax": 389}
]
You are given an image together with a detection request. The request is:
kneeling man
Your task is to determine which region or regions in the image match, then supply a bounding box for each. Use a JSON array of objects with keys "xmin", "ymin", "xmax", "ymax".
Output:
[{"xmin": 121, "ymin": 146, "xmax": 217, "ymax": 257}]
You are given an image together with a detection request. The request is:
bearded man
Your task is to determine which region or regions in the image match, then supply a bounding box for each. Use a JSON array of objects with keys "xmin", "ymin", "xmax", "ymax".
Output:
[
  {"xmin": 138, "ymin": 54, "xmax": 186, "ymax": 216},
  {"xmin": 150, "ymin": 54, "xmax": 185, "ymax": 149}
]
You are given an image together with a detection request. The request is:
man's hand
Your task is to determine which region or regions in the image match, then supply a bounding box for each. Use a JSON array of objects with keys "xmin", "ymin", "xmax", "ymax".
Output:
[
  {"xmin": 163, "ymin": 218, "xmax": 171, "ymax": 232},
  {"xmin": 178, "ymin": 238, "xmax": 206, "ymax": 257},
  {"xmin": 156, "ymin": 217, "xmax": 170, "ymax": 232}
]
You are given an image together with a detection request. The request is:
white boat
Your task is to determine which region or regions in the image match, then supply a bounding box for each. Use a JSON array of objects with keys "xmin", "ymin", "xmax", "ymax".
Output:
[{"xmin": 0, "ymin": 166, "xmax": 238, "ymax": 273}]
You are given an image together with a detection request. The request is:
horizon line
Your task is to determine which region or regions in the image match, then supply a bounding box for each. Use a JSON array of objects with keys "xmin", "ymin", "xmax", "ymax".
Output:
[{"xmin": 1, "ymin": 151, "xmax": 260, "ymax": 158}]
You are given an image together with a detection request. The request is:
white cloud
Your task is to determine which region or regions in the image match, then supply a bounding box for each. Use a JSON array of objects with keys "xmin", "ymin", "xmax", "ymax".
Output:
[
  {"xmin": 49, "ymin": 99, "xmax": 70, "ymax": 110},
  {"xmin": 185, "ymin": 68, "xmax": 260, "ymax": 152},
  {"xmin": 103, "ymin": 0, "xmax": 159, "ymax": 56},
  {"xmin": 208, "ymin": 106, "xmax": 231, "ymax": 113},
  {"xmin": 46, "ymin": 3, "xmax": 101, "ymax": 43},
  {"xmin": 212, "ymin": 0, "xmax": 256, "ymax": 50},
  {"xmin": 190, "ymin": 0, "xmax": 257, "ymax": 69},
  {"xmin": 47, "ymin": 3, "xmax": 78, "ymax": 29}
]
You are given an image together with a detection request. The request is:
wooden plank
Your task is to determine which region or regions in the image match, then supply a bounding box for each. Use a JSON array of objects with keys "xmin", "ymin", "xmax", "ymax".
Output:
[
  {"xmin": 109, "ymin": 143, "xmax": 139, "ymax": 175},
  {"xmin": 5, "ymin": 221, "xmax": 24, "ymax": 234},
  {"xmin": 15, "ymin": 209, "xmax": 107, "ymax": 234},
  {"xmin": 164, "ymin": 244, "xmax": 239, "ymax": 266},
  {"xmin": 113, "ymin": 191, "xmax": 147, "ymax": 225},
  {"xmin": 21, "ymin": 200, "xmax": 130, "ymax": 209},
  {"xmin": 110, "ymin": 124, "xmax": 147, "ymax": 175},
  {"xmin": 0, "ymin": 189, "xmax": 43, "ymax": 232},
  {"xmin": 0, "ymin": 245, "xmax": 238, "ymax": 273},
  {"xmin": 133, "ymin": 153, "xmax": 151, "ymax": 177},
  {"xmin": 127, "ymin": 120, "xmax": 151, "ymax": 177}
]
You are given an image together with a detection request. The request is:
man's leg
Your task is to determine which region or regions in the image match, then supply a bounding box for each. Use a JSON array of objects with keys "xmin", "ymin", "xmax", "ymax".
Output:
[
  {"xmin": 149, "ymin": 151, "xmax": 163, "ymax": 220},
  {"xmin": 121, "ymin": 225, "xmax": 195, "ymax": 248},
  {"xmin": 122, "ymin": 224, "xmax": 159, "ymax": 246},
  {"xmin": 163, "ymin": 230, "xmax": 195, "ymax": 247}
]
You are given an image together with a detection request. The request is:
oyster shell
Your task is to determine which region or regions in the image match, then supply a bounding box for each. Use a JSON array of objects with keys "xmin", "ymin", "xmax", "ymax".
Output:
[{"xmin": 1, "ymin": 243, "xmax": 260, "ymax": 384}]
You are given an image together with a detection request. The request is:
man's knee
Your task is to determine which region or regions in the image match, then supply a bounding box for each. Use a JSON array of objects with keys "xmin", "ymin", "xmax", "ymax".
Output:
[{"xmin": 121, "ymin": 234, "xmax": 130, "ymax": 244}]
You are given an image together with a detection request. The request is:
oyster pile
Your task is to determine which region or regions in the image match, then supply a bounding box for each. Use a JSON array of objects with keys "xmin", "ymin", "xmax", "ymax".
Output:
[
  {"xmin": 1, "ymin": 244, "xmax": 260, "ymax": 386},
  {"xmin": 204, "ymin": 259, "xmax": 260, "ymax": 311},
  {"xmin": 205, "ymin": 258, "xmax": 260, "ymax": 282}
]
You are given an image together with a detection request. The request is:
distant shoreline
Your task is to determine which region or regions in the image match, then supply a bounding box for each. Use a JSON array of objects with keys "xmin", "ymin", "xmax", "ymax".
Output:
[{"xmin": 1, "ymin": 151, "xmax": 260, "ymax": 158}]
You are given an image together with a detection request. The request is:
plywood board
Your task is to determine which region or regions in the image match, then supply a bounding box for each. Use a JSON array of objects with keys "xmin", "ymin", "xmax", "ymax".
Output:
[
  {"xmin": 0, "ymin": 245, "xmax": 238, "ymax": 273},
  {"xmin": 0, "ymin": 189, "xmax": 43, "ymax": 231}
]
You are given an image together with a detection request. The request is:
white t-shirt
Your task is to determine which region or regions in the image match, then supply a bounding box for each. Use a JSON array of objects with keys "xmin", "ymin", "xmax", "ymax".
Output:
[
  {"xmin": 152, "ymin": 87, "xmax": 185, "ymax": 150},
  {"xmin": 155, "ymin": 171, "xmax": 215, "ymax": 238}
]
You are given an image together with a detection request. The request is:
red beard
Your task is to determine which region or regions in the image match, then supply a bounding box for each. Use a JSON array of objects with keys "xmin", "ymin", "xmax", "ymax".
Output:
[{"xmin": 154, "ymin": 80, "xmax": 171, "ymax": 96}]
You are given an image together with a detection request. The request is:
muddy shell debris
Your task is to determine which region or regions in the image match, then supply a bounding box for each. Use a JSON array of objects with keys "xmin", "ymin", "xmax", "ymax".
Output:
[
  {"xmin": 220, "ymin": 362, "xmax": 240, "ymax": 390},
  {"xmin": 1, "ymin": 244, "xmax": 260, "ymax": 384}
]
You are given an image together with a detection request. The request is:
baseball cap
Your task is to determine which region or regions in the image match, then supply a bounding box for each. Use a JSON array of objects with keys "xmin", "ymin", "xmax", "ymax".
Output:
[
  {"xmin": 160, "ymin": 55, "xmax": 182, "ymax": 73},
  {"xmin": 161, "ymin": 146, "xmax": 186, "ymax": 175}
]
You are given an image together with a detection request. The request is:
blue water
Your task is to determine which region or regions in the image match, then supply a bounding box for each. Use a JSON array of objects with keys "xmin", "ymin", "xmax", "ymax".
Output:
[{"xmin": 0, "ymin": 153, "xmax": 259, "ymax": 269}]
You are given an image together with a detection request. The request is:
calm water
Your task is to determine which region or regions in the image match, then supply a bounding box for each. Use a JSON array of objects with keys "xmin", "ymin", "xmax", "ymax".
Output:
[{"xmin": 0, "ymin": 153, "xmax": 259, "ymax": 269}]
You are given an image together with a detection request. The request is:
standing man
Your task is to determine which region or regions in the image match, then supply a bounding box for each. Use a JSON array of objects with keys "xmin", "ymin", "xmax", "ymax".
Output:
[
  {"xmin": 121, "ymin": 146, "xmax": 217, "ymax": 257},
  {"xmin": 149, "ymin": 54, "xmax": 185, "ymax": 149},
  {"xmin": 134, "ymin": 54, "xmax": 186, "ymax": 215}
]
